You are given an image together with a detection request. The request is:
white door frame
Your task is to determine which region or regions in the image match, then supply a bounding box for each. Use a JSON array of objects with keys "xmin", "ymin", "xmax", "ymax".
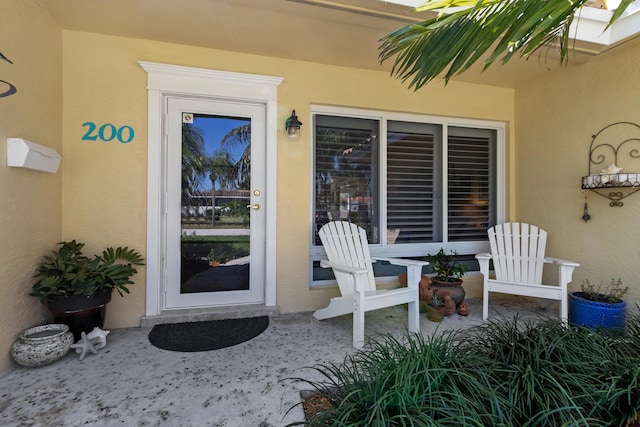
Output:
[
  {"xmin": 139, "ymin": 61, "xmax": 282, "ymax": 316},
  {"xmin": 166, "ymin": 97, "xmax": 266, "ymax": 308}
]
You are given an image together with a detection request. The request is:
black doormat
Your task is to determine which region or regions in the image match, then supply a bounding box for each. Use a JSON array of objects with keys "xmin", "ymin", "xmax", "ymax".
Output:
[{"xmin": 148, "ymin": 316, "xmax": 269, "ymax": 352}]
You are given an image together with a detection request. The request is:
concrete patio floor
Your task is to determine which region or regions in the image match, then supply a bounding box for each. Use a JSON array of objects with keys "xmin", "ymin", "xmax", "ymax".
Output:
[{"xmin": 0, "ymin": 296, "xmax": 558, "ymax": 427}]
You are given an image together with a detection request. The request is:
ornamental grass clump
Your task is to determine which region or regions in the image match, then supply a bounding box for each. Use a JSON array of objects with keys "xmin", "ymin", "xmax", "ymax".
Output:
[
  {"xmin": 288, "ymin": 314, "xmax": 640, "ymax": 427},
  {"xmin": 288, "ymin": 331, "xmax": 493, "ymax": 426},
  {"xmin": 456, "ymin": 317, "xmax": 640, "ymax": 426}
]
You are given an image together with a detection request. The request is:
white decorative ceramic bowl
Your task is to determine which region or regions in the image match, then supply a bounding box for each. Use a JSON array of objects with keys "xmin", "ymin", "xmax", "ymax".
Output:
[{"xmin": 11, "ymin": 324, "xmax": 74, "ymax": 367}]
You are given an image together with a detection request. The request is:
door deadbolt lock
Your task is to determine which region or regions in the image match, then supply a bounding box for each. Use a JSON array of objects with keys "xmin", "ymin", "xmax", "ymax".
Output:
[
  {"xmin": 253, "ymin": 190, "xmax": 260, "ymax": 196},
  {"xmin": 247, "ymin": 203, "xmax": 260, "ymax": 210}
]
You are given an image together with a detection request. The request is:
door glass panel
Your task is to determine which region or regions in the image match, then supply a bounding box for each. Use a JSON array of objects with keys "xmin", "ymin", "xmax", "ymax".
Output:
[
  {"xmin": 447, "ymin": 126, "xmax": 497, "ymax": 241},
  {"xmin": 180, "ymin": 113, "xmax": 251, "ymax": 294}
]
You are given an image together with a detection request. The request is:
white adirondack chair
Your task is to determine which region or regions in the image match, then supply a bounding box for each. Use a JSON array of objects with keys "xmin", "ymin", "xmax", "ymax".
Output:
[
  {"xmin": 313, "ymin": 221, "xmax": 428, "ymax": 348},
  {"xmin": 476, "ymin": 222, "xmax": 579, "ymax": 321}
]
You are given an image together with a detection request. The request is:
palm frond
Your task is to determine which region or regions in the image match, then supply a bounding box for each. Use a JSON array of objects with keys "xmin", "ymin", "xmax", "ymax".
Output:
[
  {"xmin": 182, "ymin": 123, "xmax": 209, "ymax": 207},
  {"xmin": 609, "ymin": 0, "xmax": 635, "ymax": 27},
  {"xmin": 220, "ymin": 123, "xmax": 251, "ymax": 148},
  {"xmin": 220, "ymin": 123, "xmax": 252, "ymax": 189},
  {"xmin": 379, "ymin": 0, "xmax": 632, "ymax": 89}
]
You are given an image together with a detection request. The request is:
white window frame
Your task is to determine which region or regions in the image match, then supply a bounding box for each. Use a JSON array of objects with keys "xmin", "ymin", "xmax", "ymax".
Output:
[{"xmin": 309, "ymin": 104, "xmax": 505, "ymax": 286}]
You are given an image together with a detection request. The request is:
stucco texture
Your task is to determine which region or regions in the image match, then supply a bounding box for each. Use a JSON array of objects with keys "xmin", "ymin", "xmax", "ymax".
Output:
[
  {"xmin": 0, "ymin": 0, "xmax": 62, "ymax": 375},
  {"xmin": 515, "ymin": 36, "xmax": 640, "ymax": 302}
]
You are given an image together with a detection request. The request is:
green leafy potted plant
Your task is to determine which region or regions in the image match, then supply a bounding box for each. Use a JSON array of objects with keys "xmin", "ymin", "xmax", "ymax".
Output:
[
  {"xmin": 30, "ymin": 240, "xmax": 144, "ymax": 340},
  {"xmin": 569, "ymin": 278, "xmax": 628, "ymax": 334},
  {"xmin": 425, "ymin": 248, "xmax": 468, "ymax": 306},
  {"xmin": 426, "ymin": 248, "xmax": 468, "ymax": 285}
]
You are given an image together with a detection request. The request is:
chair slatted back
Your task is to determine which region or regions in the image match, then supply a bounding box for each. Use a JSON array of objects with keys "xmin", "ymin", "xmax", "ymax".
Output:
[
  {"xmin": 488, "ymin": 222, "xmax": 547, "ymax": 285},
  {"xmin": 319, "ymin": 221, "xmax": 376, "ymax": 295}
]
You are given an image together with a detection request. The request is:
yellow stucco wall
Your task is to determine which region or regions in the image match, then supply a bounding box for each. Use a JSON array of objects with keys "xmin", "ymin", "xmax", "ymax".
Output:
[
  {"xmin": 0, "ymin": 0, "xmax": 62, "ymax": 374},
  {"xmin": 61, "ymin": 30, "xmax": 515, "ymax": 321},
  {"xmin": 3, "ymin": 0, "xmax": 639, "ymax": 379},
  {"xmin": 515, "ymin": 36, "xmax": 640, "ymax": 303},
  {"xmin": 61, "ymin": 31, "xmax": 150, "ymax": 330}
]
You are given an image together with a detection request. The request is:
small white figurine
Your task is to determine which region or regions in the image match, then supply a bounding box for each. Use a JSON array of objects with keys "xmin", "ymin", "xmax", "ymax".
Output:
[
  {"xmin": 70, "ymin": 332, "xmax": 98, "ymax": 361},
  {"xmin": 70, "ymin": 327, "xmax": 110, "ymax": 360},
  {"xmin": 86, "ymin": 327, "xmax": 110, "ymax": 350}
]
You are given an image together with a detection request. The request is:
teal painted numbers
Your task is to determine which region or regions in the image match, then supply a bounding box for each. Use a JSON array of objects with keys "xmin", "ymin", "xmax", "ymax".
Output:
[{"xmin": 82, "ymin": 122, "xmax": 135, "ymax": 144}]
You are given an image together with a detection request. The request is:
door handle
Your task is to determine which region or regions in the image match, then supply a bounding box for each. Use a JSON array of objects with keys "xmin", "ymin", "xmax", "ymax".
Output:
[{"xmin": 247, "ymin": 203, "xmax": 260, "ymax": 210}]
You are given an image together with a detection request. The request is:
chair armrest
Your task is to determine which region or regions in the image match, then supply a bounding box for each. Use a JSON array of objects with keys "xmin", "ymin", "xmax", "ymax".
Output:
[
  {"xmin": 546, "ymin": 257, "xmax": 580, "ymax": 268},
  {"xmin": 546, "ymin": 257, "xmax": 580, "ymax": 287},
  {"xmin": 319, "ymin": 260, "xmax": 368, "ymax": 275},
  {"xmin": 475, "ymin": 253, "xmax": 492, "ymax": 276},
  {"xmin": 373, "ymin": 257, "xmax": 427, "ymax": 289},
  {"xmin": 372, "ymin": 257, "xmax": 429, "ymax": 268}
]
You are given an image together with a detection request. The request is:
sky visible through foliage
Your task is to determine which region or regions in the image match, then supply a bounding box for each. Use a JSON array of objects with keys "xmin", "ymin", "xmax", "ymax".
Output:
[{"xmin": 192, "ymin": 115, "xmax": 248, "ymax": 191}]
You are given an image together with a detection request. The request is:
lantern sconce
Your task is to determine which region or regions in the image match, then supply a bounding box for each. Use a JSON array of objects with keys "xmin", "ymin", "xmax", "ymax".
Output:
[{"xmin": 285, "ymin": 110, "xmax": 303, "ymax": 139}]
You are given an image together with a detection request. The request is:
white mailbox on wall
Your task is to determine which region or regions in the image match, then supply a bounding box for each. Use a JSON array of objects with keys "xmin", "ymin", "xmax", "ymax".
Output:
[{"xmin": 6, "ymin": 138, "xmax": 61, "ymax": 173}]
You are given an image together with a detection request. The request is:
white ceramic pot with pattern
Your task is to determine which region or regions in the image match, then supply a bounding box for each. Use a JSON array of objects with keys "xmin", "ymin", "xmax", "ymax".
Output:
[{"xmin": 11, "ymin": 324, "xmax": 74, "ymax": 367}]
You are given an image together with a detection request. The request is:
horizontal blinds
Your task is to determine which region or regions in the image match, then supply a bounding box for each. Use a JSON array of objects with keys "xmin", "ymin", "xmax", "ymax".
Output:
[
  {"xmin": 314, "ymin": 115, "xmax": 379, "ymax": 244},
  {"xmin": 448, "ymin": 128, "xmax": 496, "ymax": 241},
  {"xmin": 313, "ymin": 114, "xmax": 498, "ymax": 250},
  {"xmin": 387, "ymin": 121, "xmax": 440, "ymax": 243}
]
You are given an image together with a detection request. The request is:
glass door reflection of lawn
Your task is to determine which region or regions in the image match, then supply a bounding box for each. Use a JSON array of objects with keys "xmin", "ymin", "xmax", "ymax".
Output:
[{"xmin": 181, "ymin": 212, "xmax": 250, "ymax": 294}]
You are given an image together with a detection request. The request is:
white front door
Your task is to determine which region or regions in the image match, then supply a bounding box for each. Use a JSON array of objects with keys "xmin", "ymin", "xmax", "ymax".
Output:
[{"xmin": 165, "ymin": 97, "xmax": 266, "ymax": 308}]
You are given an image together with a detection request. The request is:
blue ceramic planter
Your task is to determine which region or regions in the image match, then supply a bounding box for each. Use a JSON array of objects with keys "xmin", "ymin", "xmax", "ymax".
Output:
[{"xmin": 568, "ymin": 291, "xmax": 626, "ymax": 333}]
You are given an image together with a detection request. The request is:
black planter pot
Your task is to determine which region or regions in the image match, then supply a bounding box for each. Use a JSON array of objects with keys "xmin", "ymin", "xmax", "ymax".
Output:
[{"xmin": 47, "ymin": 289, "xmax": 112, "ymax": 341}]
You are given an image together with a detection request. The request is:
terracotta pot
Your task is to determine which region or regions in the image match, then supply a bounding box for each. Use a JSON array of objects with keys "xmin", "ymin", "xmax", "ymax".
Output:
[
  {"xmin": 429, "ymin": 279, "xmax": 465, "ymax": 307},
  {"xmin": 430, "ymin": 278, "xmax": 463, "ymax": 287},
  {"xmin": 398, "ymin": 272, "xmax": 407, "ymax": 286},
  {"xmin": 457, "ymin": 302, "xmax": 470, "ymax": 316},
  {"xmin": 421, "ymin": 303, "xmax": 443, "ymax": 322},
  {"xmin": 398, "ymin": 273, "xmax": 429, "ymax": 288},
  {"xmin": 419, "ymin": 276, "xmax": 430, "ymax": 301},
  {"xmin": 442, "ymin": 295, "xmax": 456, "ymax": 316}
]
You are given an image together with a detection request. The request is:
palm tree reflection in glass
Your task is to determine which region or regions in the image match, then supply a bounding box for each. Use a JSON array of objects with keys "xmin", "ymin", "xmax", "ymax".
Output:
[{"xmin": 180, "ymin": 117, "xmax": 251, "ymax": 293}]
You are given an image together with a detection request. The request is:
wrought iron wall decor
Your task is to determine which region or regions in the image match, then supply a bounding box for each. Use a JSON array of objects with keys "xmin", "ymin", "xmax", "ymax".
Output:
[
  {"xmin": 0, "ymin": 50, "xmax": 16, "ymax": 98},
  {"xmin": 581, "ymin": 122, "xmax": 640, "ymax": 207},
  {"xmin": 582, "ymin": 194, "xmax": 591, "ymax": 222}
]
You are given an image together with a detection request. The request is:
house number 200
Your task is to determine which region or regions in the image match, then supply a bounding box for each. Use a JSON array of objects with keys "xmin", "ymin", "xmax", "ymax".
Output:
[{"xmin": 82, "ymin": 122, "xmax": 135, "ymax": 144}]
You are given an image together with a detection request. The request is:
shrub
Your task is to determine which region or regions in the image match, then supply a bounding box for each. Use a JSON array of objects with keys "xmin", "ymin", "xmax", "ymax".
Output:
[
  {"xmin": 288, "ymin": 314, "xmax": 640, "ymax": 426},
  {"xmin": 581, "ymin": 278, "xmax": 629, "ymax": 303},
  {"xmin": 425, "ymin": 248, "xmax": 468, "ymax": 282},
  {"xmin": 30, "ymin": 240, "xmax": 144, "ymax": 301}
]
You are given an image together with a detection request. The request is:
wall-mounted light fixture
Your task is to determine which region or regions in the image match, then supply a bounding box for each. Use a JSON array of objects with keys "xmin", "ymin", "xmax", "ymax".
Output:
[{"xmin": 285, "ymin": 110, "xmax": 303, "ymax": 139}]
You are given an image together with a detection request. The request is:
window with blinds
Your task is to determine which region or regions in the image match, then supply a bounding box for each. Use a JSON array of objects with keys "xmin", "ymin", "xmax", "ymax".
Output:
[
  {"xmin": 314, "ymin": 115, "xmax": 380, "ymax": 245},
  {"xmin": 312, "ymin": 110, "xmax": 500, "ymax": 258},
  {"xmin": 387, "ymin": 121, "xmax": 442, "ymax": 243},
  {"xmin": 448, "ymin": 127, "xmax": 497, "ymax": 241}
]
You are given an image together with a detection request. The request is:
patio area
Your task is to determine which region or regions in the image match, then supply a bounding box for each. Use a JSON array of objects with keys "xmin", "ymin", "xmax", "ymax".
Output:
[{"xmin": 0, "ymin": 296, "xmax": 557, "ymax": 427}]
